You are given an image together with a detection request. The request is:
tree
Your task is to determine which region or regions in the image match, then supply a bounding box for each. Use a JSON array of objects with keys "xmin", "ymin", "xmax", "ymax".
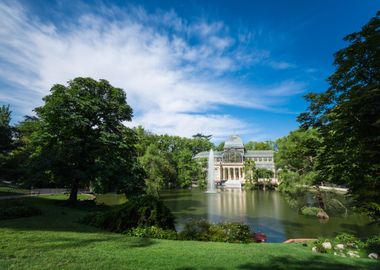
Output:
[
  {"xmin": 139, "ymin": 144, "xmax": 176, "ymax": 196},
  {"xmin": 5, "ymin": 116, "xmax": 41, "ymax": 183},
  {"xmin": 245, "ymin": 140, "xmax": 275, "ymax": 150},
  {"xmin": 298, "ymin": 13, "xmax": 380, "ymax": 223},
  {"xmin": 0, "ymin": 105, "xmax": 13, "ymax": 153},
  {"xmin": 192, "ymin": 133, "xmax": 212, "ymax": 140},
  {"xmin": 243, "ymin": 159, "xmax": 257, "ymax": 185},
  {"xmin": 31, "ymin": 77, "xmax": 143, "ymax": 202},
  {"xmin": 0, "ymin": 105, "xmax": 15, "ymax": 179},
  {"xmin": 275, "ymin": 128, "xmax": 321, "ymax": 180},
  {"xmin": 216, "ymin": 142, "xmax": 225, "ymax": 151}
]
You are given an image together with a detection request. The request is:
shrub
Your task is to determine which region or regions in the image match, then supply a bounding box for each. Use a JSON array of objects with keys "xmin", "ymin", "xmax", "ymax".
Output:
[
  {"xmin": 179, "ymin": 219, "xmax": 211, "ymax": 241},
  {"xmin": 334, "ymin": 233, "xmax": 358, "ymax": 245},
  {"xmin": 210, "ymin": 222, "xmax": 252, "ymax": 243},
  {"xmin": 364, "ymin": 235, "xmax": 380, "ymax": 253},
  {"xmin": 0, "ymin": 200, "xmax": 41, "ymax": 220},
  {"xmin": 126, "ymin": 226, "xmax": 177, "ymax": 240},
  {"xmin": 300, "ymin": 206, "xmax": 322, "ymax": 217},
  {"xmin": 179, "ymin": 219, "xmax": 253, "ymax": 243},
  {"xmin": 82, "ymin": 195, "xmax": 175, "ymax": 232}
]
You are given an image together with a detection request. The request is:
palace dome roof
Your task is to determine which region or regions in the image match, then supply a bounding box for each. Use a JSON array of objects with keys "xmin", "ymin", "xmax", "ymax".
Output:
[{"xmin": 224, "ymin": 135, "xmax": 244, "ymax": 149}]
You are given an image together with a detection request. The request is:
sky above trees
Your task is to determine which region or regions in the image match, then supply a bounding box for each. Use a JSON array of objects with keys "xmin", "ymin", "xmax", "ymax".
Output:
[{"xmin": 0, "ymin": 0, "xmax": 378, "ymax": 142}]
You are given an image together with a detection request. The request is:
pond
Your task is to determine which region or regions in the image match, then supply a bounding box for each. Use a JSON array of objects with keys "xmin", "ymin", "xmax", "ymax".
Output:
[
  {"xmin": 162, "ymin": 189, "xmax": 380, "ymax": 242},
  {"xmin": 97, "ymin": 189, "xmax": 379, "ymax": 243}
]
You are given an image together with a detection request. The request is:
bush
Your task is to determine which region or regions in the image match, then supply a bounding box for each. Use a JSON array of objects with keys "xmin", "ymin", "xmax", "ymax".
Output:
[
  {"xmin": 179, "ymin": 219, "xmax": 253, "ymax": 243},
  {"xmin": 0, "ymin": 200, "xmax": 41, "ymax": 220},
  {"xmin": 126, "ymin": 226, "xmax": 178, "ymax": 240},
  {"xmin": 82, "ymin": 195, "xmax": 175, "ymax": 232},
  {"xmin": 300, "ymin": 206, "xmax": 322, "ymax": 217},
  {"xmin": 210, "ymin": 222, "xmax": 252, "ymax": 243},
  {"xmin": 334, "ymin": 233, "xmax": 358, "ymax": 245},
  {"xmin": 364, "ymin": 235, "xmax": 380, "ymax": 253},
  {"xmin": 179, "ymin": 219, "xmax": 211, "ymax": 241}
]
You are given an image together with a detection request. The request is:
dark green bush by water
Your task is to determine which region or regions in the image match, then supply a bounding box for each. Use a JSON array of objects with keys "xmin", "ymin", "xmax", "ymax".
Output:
[
  {"xmin": 126, "ymin": 226, "xmax": 178, "ymax": 240},
  {"xmin": 179, "ymin": 219, "xmax": 252, "ymax": 243},
  {"xmin": 81, "ymin": 195, "xmax": 175, "ymax": 232}
]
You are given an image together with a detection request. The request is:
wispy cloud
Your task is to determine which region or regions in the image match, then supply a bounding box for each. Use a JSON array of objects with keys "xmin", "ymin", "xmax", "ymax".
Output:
[{"xmin": 0, "ymin": 1, "xmax": 305, "ymax": 140}]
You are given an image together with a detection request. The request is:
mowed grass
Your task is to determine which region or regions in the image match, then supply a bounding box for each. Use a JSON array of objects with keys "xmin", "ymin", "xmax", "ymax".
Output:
[
  {"xmin": 0, "ymin": 185, "xmax": 30, "ymax": 196},
  {"xmin": 0, "ymin": 195, "xmax": 379, "ymax": 270}
]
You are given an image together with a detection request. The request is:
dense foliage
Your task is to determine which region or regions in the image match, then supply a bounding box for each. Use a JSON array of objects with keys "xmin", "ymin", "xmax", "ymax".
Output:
[
  {"xmin": 126, "ymin": 226, "xmax": 178, "ymax": 240},
  {"xmin": 245, "ymin": 140, "xmax": 276, "ymax": 150},
  {"xmin": 134, "ymin": 126, "xmax": 211, "ymax": 194},
  {"xmin": 298, "ymin": 12, "xmax": 380, "ymax": 223},
  {"xmin": 24, "ymin": 78, "xmax": 143, "ymax": 201},
  {"xmin": 82, "ymin": 195, "xmax": 175, "ymax": 232},
  {"xmin": 179, "ymin": 219, "xmax": 252, "ymax": 243},
  {"xmin": 0, "ymin": 105, "xmax": 16, "ymax": 179}
]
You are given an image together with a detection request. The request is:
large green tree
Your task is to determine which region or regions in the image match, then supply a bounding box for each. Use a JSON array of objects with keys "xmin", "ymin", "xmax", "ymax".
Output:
[
  {"xmin": 0, "ymin": 105, "xmax": 15, "ymax": 179},
  {"xmin": 31, "ymin": 77, "xmax": 143, "ymax": 202},
  {"xmin": 298, "ymin": 12, "xmax": 380, "ymax": 222},
  {"xmin": 245, "ymin": 140, "xmax": 275, "ymax": 150},
  {"xmin": 275, "ymin": 128, "xmax": 321, "ymax": 179}
]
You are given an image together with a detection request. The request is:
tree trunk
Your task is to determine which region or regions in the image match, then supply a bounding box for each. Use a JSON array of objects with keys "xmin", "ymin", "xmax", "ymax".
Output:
[
  {"xmin": 315, "ymin": 186, "xmax": 325, "ymax": 210},
  {"xmin": 69, "ymin": 179, "xmax": 79, "ymax": 202}
]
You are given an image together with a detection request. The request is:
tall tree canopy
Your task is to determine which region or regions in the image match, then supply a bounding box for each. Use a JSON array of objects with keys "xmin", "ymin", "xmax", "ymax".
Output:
[
  {"xmin": 31, "ymin": 77, "xmax": 143, "ymax": 201},
  {"xmin": 298, "ymin": 12, "xmax": 380, "ymax": 222},
  {"xmin": 0, "ymin": 105, "xmax": 14, "ymax": 178},
  {"xmin": 245, "ymin": 140, "xmax": 275, "ymax": 150},
  {"xmin": 134, "ymin": 127, "xmax": 212, "ymax": 192}
]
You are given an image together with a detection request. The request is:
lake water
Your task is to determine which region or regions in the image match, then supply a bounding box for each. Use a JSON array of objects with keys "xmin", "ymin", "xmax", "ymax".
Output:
[{"xmin": 97, "ymin": 189, "xmax": 379, "ymax": 243}]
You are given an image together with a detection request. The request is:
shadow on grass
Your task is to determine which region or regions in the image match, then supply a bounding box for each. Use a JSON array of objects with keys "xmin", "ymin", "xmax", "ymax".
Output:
[
  {"xmin": 0, "ymin": 196, "xmax": 113, "ymax": 233},
  {"xmin": 8, "ymin": 235, "xmax": 157, "ymax": 252},
  {"xmin": 237, "ymin": 255, "xmax": 378, "ymax": 270},
  {"xmin": 176, "ymin": 255, "xmax": 379, "ymax": 270}
]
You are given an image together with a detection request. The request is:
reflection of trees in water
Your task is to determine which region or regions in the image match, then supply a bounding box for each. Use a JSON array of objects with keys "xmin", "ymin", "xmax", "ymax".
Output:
[
  {"xmin": 283, "ymin": 189, "xmax": 350, "ymax": 217},
  {"xmin": 164, "ymin": 190, "xmax": 379, "ymax": 241}
]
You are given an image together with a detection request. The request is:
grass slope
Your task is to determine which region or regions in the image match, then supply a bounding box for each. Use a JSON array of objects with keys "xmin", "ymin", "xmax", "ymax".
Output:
[
  {"xmin": 0, "ymin": 195, "xmax": 378, "ymax": 270},
  {"xmin": 0, "ymin": 185, "xmax": 30, "ymax": 196}
]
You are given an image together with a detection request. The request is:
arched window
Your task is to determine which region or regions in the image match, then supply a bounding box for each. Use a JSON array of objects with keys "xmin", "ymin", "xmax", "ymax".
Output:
[{"xmin": 222, "ymin": 150, "xmax": 243, "ymax": 163}]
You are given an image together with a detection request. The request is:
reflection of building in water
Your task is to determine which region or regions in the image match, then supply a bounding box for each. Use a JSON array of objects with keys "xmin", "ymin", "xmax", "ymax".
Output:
[
  {"xmin": 194, "ymin": 135, "xmax": 277, "ymax": 186},
  {"xmin": 207, "ymin": 189, "xmax": 247, "ymax": 223}
]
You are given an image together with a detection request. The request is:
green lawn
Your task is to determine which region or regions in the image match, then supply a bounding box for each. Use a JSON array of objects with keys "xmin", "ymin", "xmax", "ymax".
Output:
[
  {"xmin": 0, "ymin": 185, "xmax": 30, "ymax": 196},
  {"xmin": 0, "ymin": 195, "xmax": 378, "ymax": 270}
]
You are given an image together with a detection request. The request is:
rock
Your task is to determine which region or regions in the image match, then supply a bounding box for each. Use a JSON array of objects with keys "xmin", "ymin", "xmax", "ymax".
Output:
[
  {"xmin": 368, "ymin": 253, "xmax": 378, "ymax": 260},
  {"xmin": 322, "ymin": 242, "xmax": 332, "ymax": 250},
  {"xmin": 317, "ymin": 210, "xmax": 329, "ymax": 220},
  {"xmin": 312, "ymin": 246, "xmax": 317, "ymax": 252},
  {"xmin": 347, "ymin": 251, "xmax": 360, "ymax": 258},
  {"xmin": 335, "ymin": 244, "xmax": 344, "ymax": 250}
]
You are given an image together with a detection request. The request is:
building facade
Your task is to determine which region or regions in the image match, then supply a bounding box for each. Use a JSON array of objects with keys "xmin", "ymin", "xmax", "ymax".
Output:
[{"xmin": 194, "ymin": 135, "xmax": 276, "ymax": 185}]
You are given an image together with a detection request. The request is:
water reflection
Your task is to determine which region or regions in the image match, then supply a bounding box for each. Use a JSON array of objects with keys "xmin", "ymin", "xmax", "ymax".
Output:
[{"xmin": 161, "ymin": 189, "xmax": 380, "ymax": 243}]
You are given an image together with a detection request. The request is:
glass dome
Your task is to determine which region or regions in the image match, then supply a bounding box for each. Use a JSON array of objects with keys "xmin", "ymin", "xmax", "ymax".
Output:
[{"xmin": 222, "ymin": 150, "xmax": 243, "ymax": 163}]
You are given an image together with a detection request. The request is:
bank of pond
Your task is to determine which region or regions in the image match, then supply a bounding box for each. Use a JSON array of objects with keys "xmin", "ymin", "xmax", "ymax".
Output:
[{"xmin": 95, "ymin": 189, "xmax": 379, "ymax": 243}]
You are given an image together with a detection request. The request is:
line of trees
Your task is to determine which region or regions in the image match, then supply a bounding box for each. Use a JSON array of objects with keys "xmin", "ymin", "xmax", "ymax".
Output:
[
  {"xmin": 275, "ymin": 12, "xmax": 379, "ymax": 223},
  {"xmin": 0, "ymin": 79, "xmax": 216, "ymax": 202}
]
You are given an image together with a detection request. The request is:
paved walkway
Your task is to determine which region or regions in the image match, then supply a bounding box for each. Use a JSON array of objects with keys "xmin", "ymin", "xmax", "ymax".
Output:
[{"xmin": 0, "ymin": 193, "xmax": 64, "ymax": 200}]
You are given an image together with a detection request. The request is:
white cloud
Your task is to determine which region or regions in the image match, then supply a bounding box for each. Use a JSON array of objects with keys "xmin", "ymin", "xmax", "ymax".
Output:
[
  {"xmin": 0, "ymin": 1, "xmax": 304, "ymax": 140},
  {"xmin": 269, "ymin": 61, "xmax": 296, "ymax": 70}
]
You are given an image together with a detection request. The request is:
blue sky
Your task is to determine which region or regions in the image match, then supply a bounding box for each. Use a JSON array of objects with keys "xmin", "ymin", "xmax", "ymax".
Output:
[{"xmin": 0, "ymin": 0, "xmax": 378, "ymax": 142}]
